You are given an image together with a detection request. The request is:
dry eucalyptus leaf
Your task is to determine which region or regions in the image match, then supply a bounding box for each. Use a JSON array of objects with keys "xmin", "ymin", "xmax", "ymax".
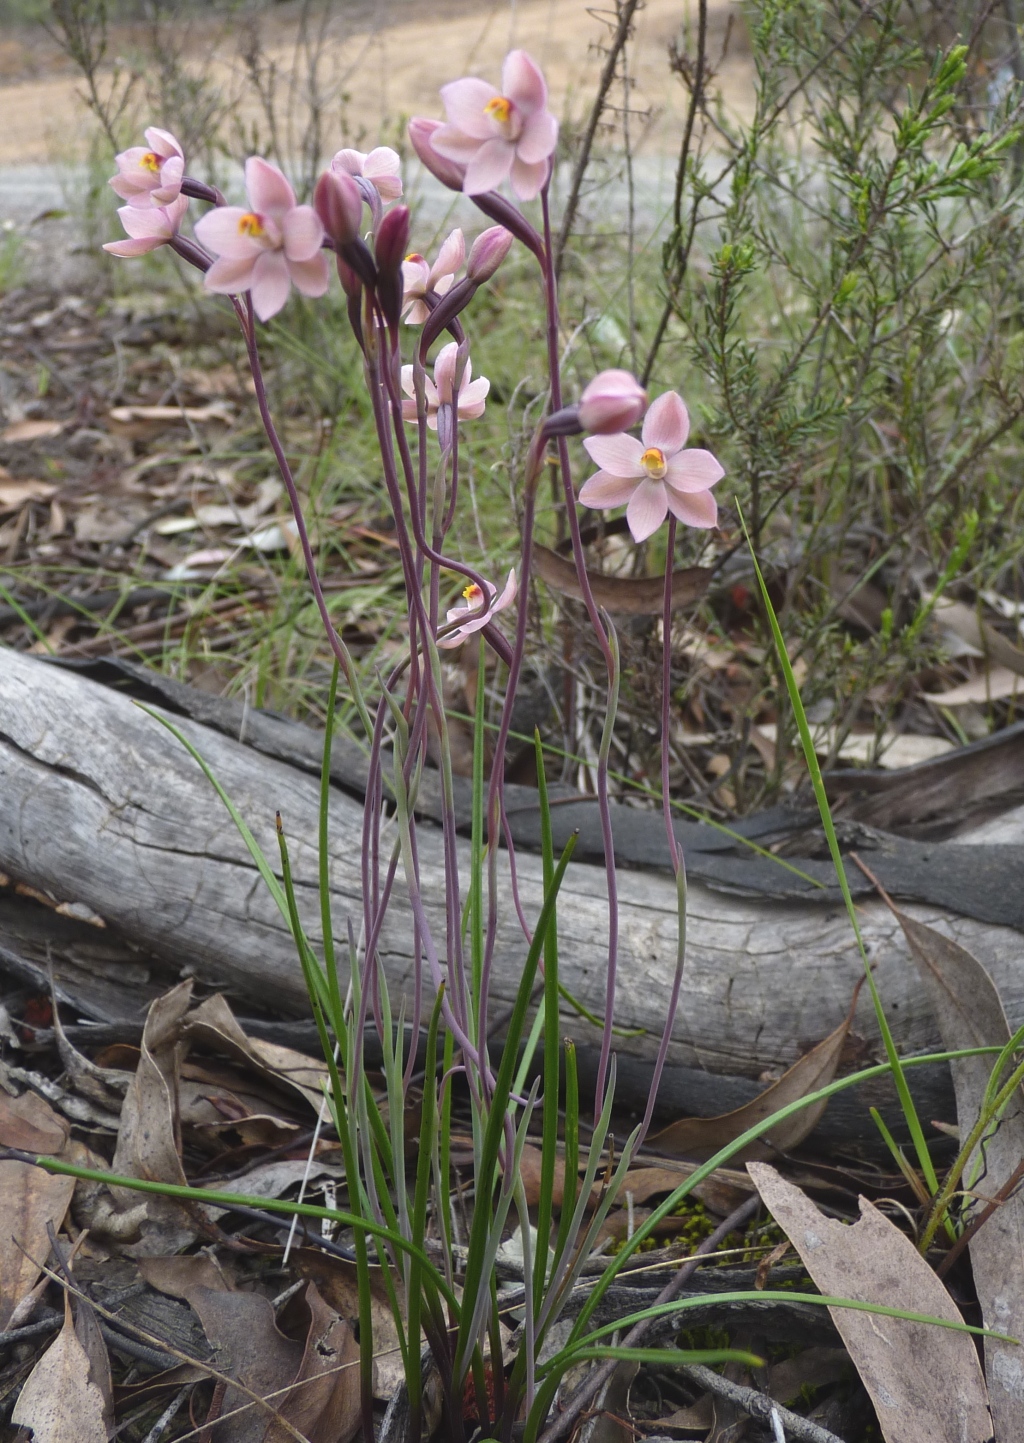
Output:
[
  {"xmin": 290, "ymin": 1249, "xmax": 408, "ymax": 1401},
  {"xmin": 11, "ymin": 1295, "xmax": 108, "ymax": 1443},
  {"xmin": 110, "ymin": 981, "xmax": 196, "ymax": 1255},
  {"xmin": 0, "ymin": 1162, "xmax": 75, "ymax": 1329},
  {"xmin": 0, "ymin": 478, "xmax": 58, "ymax": 509},
  {"xmin": 749, "ymin": 1162, "xmax": 992, "ymax": 1443},
  {"xmin": 184, "ymin": 993, "xmax": 330, "ymax": 1113},
  {"xmin": 0, "ymin": 1089, "xmax": 70, "ymax": 1154},
  {"xmin": 924, "ymin": 665, "xmax": 1024, "ymax": 707},
  {"xmin": 534, "ymin": 544, "xmax": 711, "ymax": 614},
  {"xmin": 882, "ymin": 904, "xmax": 1024, "ymax": 1443},
  {"xmin": 647, "ymin": 984, "xmax": 862, "ymax": 1161},
  {"xmin": 1, "ymin": 419, "xmax": 63, "ymax": 444}
]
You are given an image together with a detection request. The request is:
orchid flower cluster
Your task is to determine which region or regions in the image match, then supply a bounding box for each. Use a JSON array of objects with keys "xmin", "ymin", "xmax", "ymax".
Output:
[{"xmin": 105, "ymin": 47, "xmax": 725, "ymax": 1440}]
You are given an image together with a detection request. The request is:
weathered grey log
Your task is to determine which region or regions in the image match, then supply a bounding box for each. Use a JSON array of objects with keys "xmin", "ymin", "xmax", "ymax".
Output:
[{"xmin": 1, "ymin": 645, "xmax": 1022, "ymax": 1126}]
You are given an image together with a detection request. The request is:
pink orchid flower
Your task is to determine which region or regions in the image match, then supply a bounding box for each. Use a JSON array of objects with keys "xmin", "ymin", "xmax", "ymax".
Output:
[
  {"xmin": 402, "ymin": 229, "xmax": 465, "ymax": 324},
  {"xmin": 400, "ymin": 342, "xmax": 490, "ymax": 430},
  {"xmin": 439, "ymin": 570, "xmax": 517, "ymax": 649},
  {"xmin": 579, "ymin": 370, "xmax": 648, "ymax": 435},
  {"xmin": 331, "ymin": 147, "xmax": 403, "ymax": 201},
  {"xmin": 580, "ymin": 390, "xmax": 724, "ymax": 543},
  {"xmin": 104, "ymin": 194, "xmax": 188, "ymax": 257},
  {"xmin": 432, "ymin": 50, "xmax": 558, "ymax": 201},
  {"xmin": 193, "ymin": 157, "xmax": 329, "ymax": 322},
  {"xmin": 110, "ymin": 126, "xmax": 184, "ymax": 208}
]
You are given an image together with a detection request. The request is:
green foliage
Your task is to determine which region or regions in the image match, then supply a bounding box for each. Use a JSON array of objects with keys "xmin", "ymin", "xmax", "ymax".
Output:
[{"xmin": 652, "ymin": 0, "xmax": 1024, "ymax": 776}]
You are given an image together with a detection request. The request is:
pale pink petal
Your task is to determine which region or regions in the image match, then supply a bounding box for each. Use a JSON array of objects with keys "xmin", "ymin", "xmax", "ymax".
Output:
[
  {"xmin": 492, "ymin": 568, "xmax": 517, "ymax": 611},
  {"xmin": 578, "ymin": 470, "xmax": 640, "ymax": 508},
  {"xmin": 165, "ymin": 194, "xmax": 189, "ymax": 228},
  {"xmin": 402, "ymin": 255, "xmax": 431, "ymax": 295},
  {"xmin": 144, "ymin": 126, "xmax": 183, "ymax": 160},
  {"xmin": 404, "ymin": 299, "xmax": 430, "ymax": 325},
  {"xmin": 362, "ymin": 147, "xmax": 403, "ymax": 199},
  {"xmin": 433, "ymin": 342, "xmax": 459, "ymax": 403},
  {"xmin": 282, "ymin": 205, "xmax": 324, "ymax": 262},
  {"xmin": 626, "ymin": 479, "xmax": 669, "ymax": 542},
  {"xmin": 430, "ymin": 125, "xmax": 489, "ymax": 165},
  {"xmin": 665, "ymin": 486, "xmax": 718, "ymax": 529},
  {"xmin": 194, "ymin": 207, "xmax": 264, "ymax": 259},
  {"xmin": 401, "ymin": 364, "xmax": 415, "ymax": 399},
  {"xmin": 204, "ymin": 255, "xmax": 259, "ymax": 295},
  {"xmin": 288, "ymin": 252, "xmax": 330, "ymax": 297},
  {"xmin": 502, "ymin": 50, "xmax": 547, "ymax": 115},
  {"xmin": 115, "ymin": 146, "xmax": 150, "ymax": 173},
  {"xmin": 517, "ymin": 107, "xmax": 558, "ymax": 164},
  {"xmin": 151, "ymin": 155, "xmax": 184, "ymax": 203},
  {"xmin": 251, "ymin": 250, "xmax": 292, "ymax": 320},
  {"xmin": 424, "ymin": 377, "xmax": 440, "ymax": 410},
  {"xmin": 431, "ymin": 228, "xmax": 465, "ymax": 283},
  {"xmin": 642, "ymin": 390, "xmax": 689, "ymax": 454},
  {"xmin": 109, "ymin": 175, "xmax": 144, "ymax": 201},
  {"xmin": 464, "ymin": 138, "xmax": 515, "ymax": 195},
  {"xmin": 583, "ymin": 432, "xmax": 644, "ymax": 477},
  {"xmin": 104, "ymin": 236, "xmax": 163, "ymax": 257},
  {"xmin": 434, "ymin": 274, "xmax": 454, "ymax": 297},
  {"xmin": 440, "ymin": 78, "xmax": 501, "ymax": 140},
  {"xmin": 401, "ymin": 398, "xmax": 418, "ymax": 423},
  {"xmin": 116, "ymin": 206, "xmax": 171, "ymax": 240},
  {"xmin": 245, "ymin": 156, "xmax": 295, "ymax": 217},
  {"xmin": 664, "ymin": 448, "xmax": 724, "ymax": 493},
  {"xmin": 331, "ymin": 148, "xmax": 366, "ymax": 177},
  {"xmin": 457, "ymin": 377, "xmax": 490, "ymax": 417},
  {"xmin": 426, "ymin": 411, "xmax": 439, "ymax": 431},
  {"xmin": 509, "ymin": 155, "xmax": 549, "ymax": 200}
]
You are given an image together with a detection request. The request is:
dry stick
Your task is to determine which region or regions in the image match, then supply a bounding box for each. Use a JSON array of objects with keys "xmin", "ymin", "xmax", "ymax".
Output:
[
  {"xmin": 936, "ymin": 1155, "xmax": 1024, "ymax": 1280},
  {"xmin": 553, "ymin": 0, "xmax": 643, "ymax": 279},
  {"xmin": 679, "ymin": 1364, "xmax": 844, "ymax": 1443},
  {"xmin": 538, "ymin": 1193, "xmax": 759, "ymax": 1443},
  {"xmin": 642, "ymin": 0, "xmax": 707, "ymax": 385}
]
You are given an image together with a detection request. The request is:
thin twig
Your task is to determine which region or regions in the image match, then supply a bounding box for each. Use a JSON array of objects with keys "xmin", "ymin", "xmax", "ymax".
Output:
[
  {"xmin": 554, "ymin": 0, "xmax": 644, "ymax": 277},
  {"xmin": 680, "ymin": 1363, "xmax": 844, "ymax": 1443},
  {"xmin": 538, "ymin": 1194, "xmax": 759, "ymax": 1443}
]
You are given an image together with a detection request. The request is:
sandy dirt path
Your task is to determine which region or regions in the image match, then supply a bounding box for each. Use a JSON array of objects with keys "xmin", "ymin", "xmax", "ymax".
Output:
[{"xmin": 0, "ymin": 0, "xmax": 750, "ymax": 169}]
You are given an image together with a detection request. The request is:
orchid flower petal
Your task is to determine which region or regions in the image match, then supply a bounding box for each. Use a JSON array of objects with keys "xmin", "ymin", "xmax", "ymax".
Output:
[
  {"xmin": 282, "ymin": 204, "xmax": 325, "ymax": 262},
  {"xmin": 440, "ymin": 77, "xmax": 502, "ymax": 139},
  {"xmin": 665, "ymin": 486, "xmax": 718, "ymax": 529},
  {"xmin": 503, "ymin": 49, "xmax": 548, "ymax": 113},
  {"xmin": 578, "ymin": 470, "xmax": 640, "ymax": 508},
  {"xmin": 583, "ymin": 432, "xmax": 644, "ymax": 477},
  {"xmin": 245, "ymin": 157, "xmax": 296, "ymax": 216},
  {"xmin": 642, "ymin": 391, "xmax": 690, "ymax": 454},
  {"xmin": 250, "ymin": 249, "xmax": 293, "ymax": 320},
  {"xmin": 626, "ymin": 479, "xmax": 669, "ymax": 542},
  {"xmin": 463, "ymin": 138, "xmax": 515, "ymax": 196},
  {"xmin": 664, "ymin": 448, "xmax": 725, "ymax": 493}
]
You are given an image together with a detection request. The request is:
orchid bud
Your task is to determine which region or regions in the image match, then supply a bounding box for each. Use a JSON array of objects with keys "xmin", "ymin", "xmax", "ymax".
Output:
[
  {"xmin": 314, "ymin": 168, "xmax": 362, "ymax": 247},
  {"xmin": 578, "ymin": 370, "xmax": 648, "ymax": 434},
  {"xmin": 375, "ymin": 204, "xmax": 410, "ymax": 330},
  {"xmin": 408, "ymin": 117, "xmax": 467, "ymax": 192},
  {"xmin": 466, "ymin": 226, "xmax": 514, "ymax": 283}
]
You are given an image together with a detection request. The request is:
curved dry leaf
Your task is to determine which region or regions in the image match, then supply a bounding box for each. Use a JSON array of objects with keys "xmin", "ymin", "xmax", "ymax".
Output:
[
  {"xmin": 0, "ymin": 1089, "xmax": 69, "ymax": 1154},
  {"xmin": 876, "ymin": 898, "xmax": 1024, "ymax": 1443},
  {"xmin": 647, "ymin": 984, "xmax": 863, "ymax": 1161},
  {"xmin": 534, "ymin": 545, "xmax": 711, "ymax": 615},
  {"xmin": 748, "ymin": 1162, "xmax": 992, "ymax": 1443},
  {"xmin": 11, "ymin": 1296, "xmax": 108, "ymax": 1443},
  {"xmin": 0, "ymin": 1162, "xmax": 75, "ymax": 1329}
]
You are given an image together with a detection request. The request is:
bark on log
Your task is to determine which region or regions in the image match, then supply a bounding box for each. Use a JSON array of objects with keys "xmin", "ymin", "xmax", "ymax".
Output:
[{"xmin": 1, "ymin": 645, "xmax": 1022, "ymax": 1139}]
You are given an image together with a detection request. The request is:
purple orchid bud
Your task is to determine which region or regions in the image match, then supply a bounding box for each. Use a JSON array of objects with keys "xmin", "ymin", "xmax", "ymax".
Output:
[
  {"xmin": 466, "ymin": 226, "xmax": 514, "ymax": 283},
  {"xmin": 408, "ymin": 117, "xmax": 468, "ymax": 192},
  {"xmin": 314, "ymin": 168, "xmax": 362, "ymax": 248},
  {"xmin": 375, "ymin": 204, "xmax": 410, "ymax": 330},
  {"xmin": 579, "ymin": 369, "xmax": 649, "ymax": 435}
]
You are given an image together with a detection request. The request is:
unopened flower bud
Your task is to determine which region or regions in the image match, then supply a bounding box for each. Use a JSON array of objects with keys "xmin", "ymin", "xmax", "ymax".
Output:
[
  {"xmin": 408, "ymin": 117, "xmax": 467, "ymax": 193},
  {"xmin": 466, "ymin": 226, "xmax": 514, "ymax": 283},
  {"xmin": 578, "ymin": 369, "xmax": 648, "ymax": 434},
  {"xmin": 375, "ymin": 204, "xmax": 410, "ymax": 329},
  {"xmin": 314, "ymin": 168, "xmax": 362, "ymax": 247}
]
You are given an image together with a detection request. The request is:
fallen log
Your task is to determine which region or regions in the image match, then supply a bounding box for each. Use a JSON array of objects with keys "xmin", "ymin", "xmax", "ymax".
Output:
[{"xmin": 2, "ymin": 645, "xmax": 1022, "ymax": 1144}]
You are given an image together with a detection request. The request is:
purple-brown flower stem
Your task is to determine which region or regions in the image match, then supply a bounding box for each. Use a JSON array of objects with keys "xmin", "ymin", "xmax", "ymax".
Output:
[
  {"xmin": 634, "ymin": 516, "xmax": 687, "ymax": 1146},
  {"xmin": 539, "ymin": 185, "xmax": 620, "ymax": 1112},
  {"xmin": 239, "ymin": 303, "xmax": 362, "ymax": 709},
  {"xmin": 169, "ymin": 235, "xmax": 212, "ymax": 272},
  {"xmin": 181, "ymin": 176, "xmax": 225, "ymax": 206}
]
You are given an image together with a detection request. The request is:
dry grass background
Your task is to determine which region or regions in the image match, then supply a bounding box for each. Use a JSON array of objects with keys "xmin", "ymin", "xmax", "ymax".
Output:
[{"xmin": 0, "ymin": 0, "xmax": 752, "ymax": 168}]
